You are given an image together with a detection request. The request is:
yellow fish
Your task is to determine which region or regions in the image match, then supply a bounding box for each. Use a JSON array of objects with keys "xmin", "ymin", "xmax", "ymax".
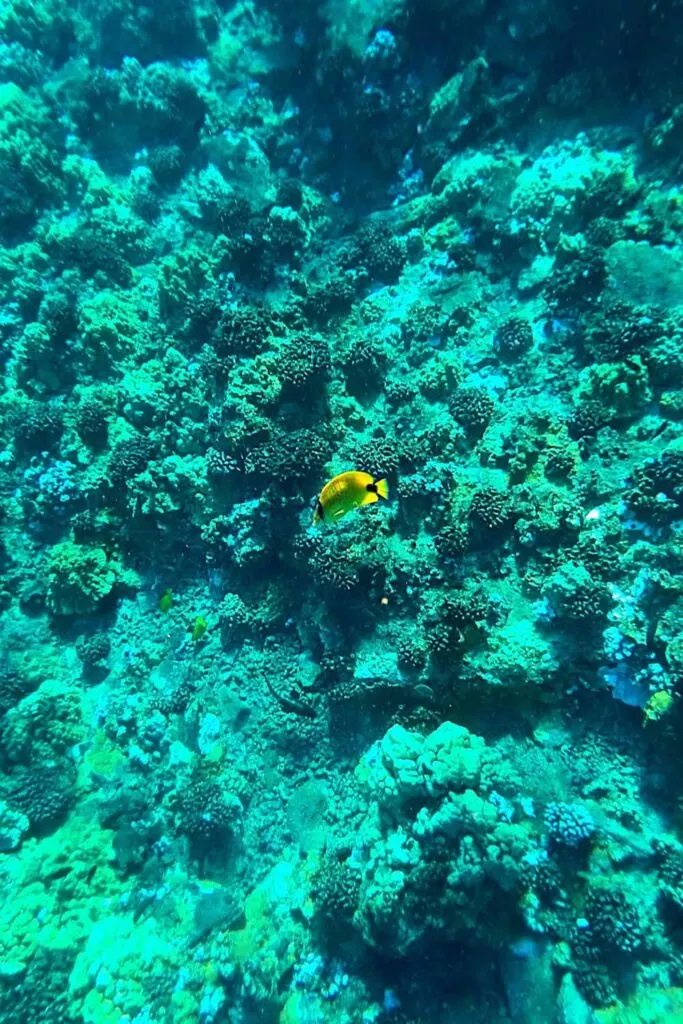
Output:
[
  {"xmin": 191, "ymin": 615, "xmax": 207, "ymax": 642},
  {"xmin": 313, "ymin": 471, "xmax": 389, "ymax": 525}
]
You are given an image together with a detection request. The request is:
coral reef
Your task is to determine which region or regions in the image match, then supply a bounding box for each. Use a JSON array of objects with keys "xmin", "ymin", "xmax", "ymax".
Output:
[{"xmin": 2, "ymin": 0, "xmax": 683, "ymax": 1019}]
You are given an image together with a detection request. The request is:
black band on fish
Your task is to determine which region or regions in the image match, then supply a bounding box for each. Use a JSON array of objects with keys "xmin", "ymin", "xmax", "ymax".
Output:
[{"xmin": 366, "ymin": 482, "xmax": 377, "ymax": 494}]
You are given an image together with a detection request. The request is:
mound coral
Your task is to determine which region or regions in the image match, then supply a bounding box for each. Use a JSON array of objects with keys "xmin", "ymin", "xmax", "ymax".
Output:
[
  {"xmin": 349, "ymin": 722, "xmax": 534, "ymax": 954},
  {"xmin": 45, "ymin": 542, "xmax": 136, "ymax": 616}
]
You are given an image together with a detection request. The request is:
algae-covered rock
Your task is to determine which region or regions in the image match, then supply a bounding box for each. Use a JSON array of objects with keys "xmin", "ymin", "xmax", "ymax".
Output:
[
  {"xmin": 77, "ymin": 289, "xmax": 151, "ymax": 372},
  {"xmin": 594, "ymin": 987, "xmax": 683, "ymax": 1023},
  {"xmin": 287, "ymin": 778, "xmax": 329, "ymax": 854},
  {"xmin": 45, "ymin": 541, "xmax": 138, "ymax": 616},
  {"xmin": 264, "ymin": 204, "xmax": 309, "ymax": 260},
  {"xmin": 0, "ymin": 799, "xmax": 29, "ymax": 851},
  {"xmin": 1, "ymin": 677, "xmax": 83, "ymax": 763},
  {"xmin": 475, "ymin": 616, "xmax": 559, "ymax": 689},
  {"xmin": 228, "ymin": 858, "xmax": 311, "ymax": 1006},
  {"xmin": 499, "ymin": 940, "xmax": 559, "ymax": 1024},
  {"xmin": 511, "ymin": 144, "xmax": 637, "ymax": 245},
  {"xmin": 70, "ymin": 912, "xmax": 199, "ymax": 1023},
  {"xmin": 542, "ymin": 560, "xmax": 610, "ymax": 624},
  {"xmin": 320, "ymin": 0, "xmax": 406, "ymax": 56},
  {"xmin": 423, "ymin": 57, "xmax": 491, "ymax": 148},
  {"xmin": 574, "ymin": 356, "xmax": 651, "ymax": 422},
  {"xmin": 606, "ymin": 239, "xmax": 683, "ymax": 309},
  {"xmin": 0, "ymin": 82, "xmax": 64, "ymax": 233},
  {"xmin": 557, "ymin": 972, "xmax": 597, "ymax": 1024}
]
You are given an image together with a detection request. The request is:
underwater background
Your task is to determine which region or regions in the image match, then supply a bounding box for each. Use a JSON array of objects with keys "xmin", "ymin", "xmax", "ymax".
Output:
[{"xmin": 3, "ymin": 0, "xmax": 683, "ymax": 1021}]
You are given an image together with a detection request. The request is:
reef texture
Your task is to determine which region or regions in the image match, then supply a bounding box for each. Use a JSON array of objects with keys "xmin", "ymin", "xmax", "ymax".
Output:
[{"xmin": 3, "ymin": 0, "xmax": 683, "ymax": 1022}]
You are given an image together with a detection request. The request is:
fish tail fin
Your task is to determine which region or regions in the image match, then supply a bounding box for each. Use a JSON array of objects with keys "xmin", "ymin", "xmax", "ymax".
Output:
[
  {"xmin": 375, "ymin": 478, "xmax": 389, "ymax": 500},
  {"xmin": 312, "ymin": 500, "xmax": 324, "ymax": 525}
]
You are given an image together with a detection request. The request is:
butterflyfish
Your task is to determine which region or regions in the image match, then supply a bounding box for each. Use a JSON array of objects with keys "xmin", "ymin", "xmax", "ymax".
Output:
[{"xmin": 313, "ymin": 471, "xmax": 389, "ymax": 525}]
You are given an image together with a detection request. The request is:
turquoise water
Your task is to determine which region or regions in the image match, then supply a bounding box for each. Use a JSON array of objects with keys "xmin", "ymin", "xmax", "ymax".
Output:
[{"xmin": 2, "ymin": 1, "xmax": 683, "ymax": 1021}]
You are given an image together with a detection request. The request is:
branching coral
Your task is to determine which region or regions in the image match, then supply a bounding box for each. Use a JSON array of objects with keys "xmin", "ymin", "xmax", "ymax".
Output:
[{"xmin": 450, "ymin": 386, "xmax": 495, "ymax": 437}]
